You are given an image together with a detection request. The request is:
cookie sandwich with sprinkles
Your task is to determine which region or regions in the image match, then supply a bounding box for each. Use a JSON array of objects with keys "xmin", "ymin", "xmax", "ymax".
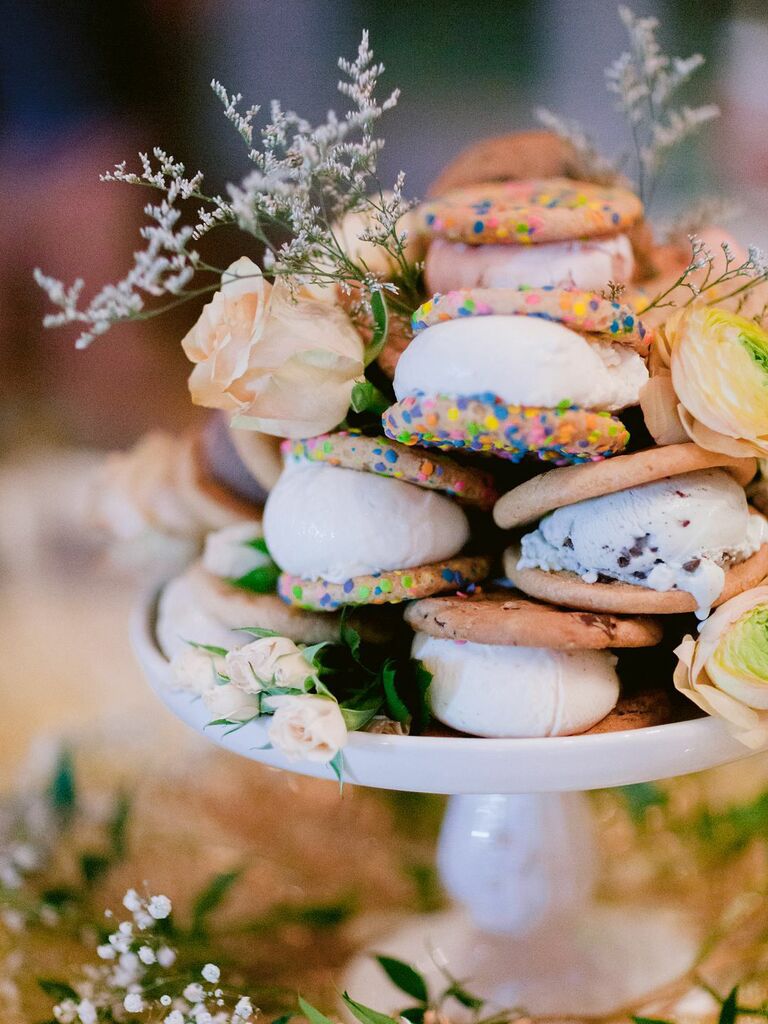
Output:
[
  {"xmin": 383, "ymin": 286, "xmax": 651, "ymax": 464},
  {"xmin": 263, "ymin": 431, "xmax": 495, "ymax": 611},
  {"xmin": 419, "ymin": 178, "xmax": 643, "ymax": 295}
]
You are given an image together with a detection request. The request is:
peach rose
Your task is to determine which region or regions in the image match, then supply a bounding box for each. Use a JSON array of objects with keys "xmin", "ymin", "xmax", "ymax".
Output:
[{"xmin": 181, "ymin": 257, "xmax": 365, "ymax": 438}]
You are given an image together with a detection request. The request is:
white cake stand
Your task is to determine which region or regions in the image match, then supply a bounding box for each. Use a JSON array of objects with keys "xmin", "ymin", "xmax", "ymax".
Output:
[{"xmin": 132, "ymin": 591, "xmax": 757, "ymax": 1016}]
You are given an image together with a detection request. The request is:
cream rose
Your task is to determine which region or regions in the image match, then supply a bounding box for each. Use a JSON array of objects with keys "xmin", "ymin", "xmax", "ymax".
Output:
[
  {"xmin": 202, "ymin": 682, "xmax": 262, "ymax": 723},
  {"xmin": 267, "ymin": 695, "xmax": 347, "ymax": 763},
  {"xmin": 224, "ymin": 636, "xmax": 313, "ymax": 693},
  {"xmin": 181, "ymin": 257, "xmax": 365, "ymax": 438},
  {"xmin": 674, "ymin": 585, "xmax": 768, "ymax": 748},
  {"xmin": 641, "ymin": 306, "xmax": 768, "ymax": 458},
  {"xmin": 170, "ymin": 648, "xmax": 223, "ymax": 695}
]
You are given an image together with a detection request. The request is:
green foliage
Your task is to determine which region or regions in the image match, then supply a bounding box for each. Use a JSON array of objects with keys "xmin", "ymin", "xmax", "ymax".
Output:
[
  {"xmin": 342, "ymin": 992, "xmax": 399, "ymax": 1024},
  {"xmin": 363, "ymin": 290, "xmax": 390, "ymax": 366},
  {"xmin": 47, "ymin": 748, "xmax": 76, "ymax": 821},
  {"xmin": 190, "ymin": 869, "xmax": 242, "ymax": 936},
  {"xmin": 375, "ymin": 956, "xmax": 429, "ymax": 1003},
  {"xmin": 37, "ymin": 978, "xmax": 79, "ymax": 1002},
  {"xmin": 619, "ymin": 782, "xmax": 668, "ymax": 823},
  {"xmin": 231, "ymin": 563, "xmax": 281, "ymax": 594}
]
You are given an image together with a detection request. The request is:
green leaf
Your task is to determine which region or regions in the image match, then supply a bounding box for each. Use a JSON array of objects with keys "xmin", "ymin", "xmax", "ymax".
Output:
[
  {"xmin": 236, "ymin": 626, "xmax": 281, "ymax": 639},
  {"xmin": 341, "ymin": 615, "xmax": 362, "ymax": 661},
  {"xmin": 350, "ymin": 380, "xmax": 391, "ymax": 416},
  {"xmin": 400, "ymin": 1009, "xmax": 425, "ymax": 1024},
  {"xmin": 620, "ymin": 782, "xmax": 668, "ymax": 824},
  {"xmin": 230, "ymin": 563, "xmax": 280, "ymax": 594},
  {"xmin": 410, "ymin": 662, "xmax": 432, "ymax": 734},
  {"xmin": 302, "ymin": 641, "xmax": 333, "ymax": 668},
  {"xmin": 37, "ymin": 978, "xmax": 79, "ymax": 1001},
  {"xmin": 375, "ymin": 956, "xmax": 429, "ymax": 1003},
  {"xmin": 191, "ymin": 869, "xmax": 241, "ymax": 935},
  {"xmin": 632, "ymin": 1018, "xmax": 676, "ymax": 1024},
  {"xmin": 245, "ymin": 536, "xmax": 270, "ymax": 554},
  {"xmin": 445, "ymin": 982, "xmax": 484, "ymax": 1010},
  {"xmin": 381, "ymin": 663, "xmax": 410, "ymax": 723},
  {"xmin": 364, "ymin": 290, "xmax": 389, "ymax": 366},
  {"xmin": 340, "ymin": 701, "xmax": 381, "ymax": 731},
  {"xmin": 47, "ymin": 748, "xmax": 76, "ymax": 819},
  {"xmin": 109, "ymin": 791, "xmax": 131, "ymax": 859},
  {"xmin": 718, "ymin": 988, "xmax": 738, "ymax": 1024},
  {"xmin": 80, "ymin": 852, "xmax": 111, "ymax": 886},
  {"xmin": 40, "ymin": 886, "xmax": 79, "ymax": 909},
  {"xmin": 187, "ymin": 641, "xmax": 229, "ymax": 657},
  {"xmin": 342, "ymin": 993, "xmax": 398, "ymax": 1024},
  {"xmin": 272, "ymin": 1015, "xmax": 294, "ymax": 1024},
  {"xmin": 299, "ymin": 997, "xmax": 336, "ymax": 1024},
  {"xmin": 330, "ymin": 751, "xmax": 345, "ymax": 793}
]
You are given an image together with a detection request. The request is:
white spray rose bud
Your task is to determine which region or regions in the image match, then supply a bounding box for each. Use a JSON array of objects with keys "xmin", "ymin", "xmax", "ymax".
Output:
[
  {"xmin": 267, "ymin": 695, "xmax": 347, "ymax": 763},
  {"xmin": 225, "ymin": 636, "xmax": 312, "ymax": 692},
  {"xmin": 170, "ymin": 647, "xmax": 223, "ymax": 695},
  {"xmin": 203, "ymin": 683, "xmax": 262, "ymax": 722}
]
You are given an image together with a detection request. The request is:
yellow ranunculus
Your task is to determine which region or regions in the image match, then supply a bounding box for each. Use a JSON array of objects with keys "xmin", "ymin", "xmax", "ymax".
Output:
[
  {"xmin": 674, "ymin": 585, "xmax": 768, "ymax": 748},
  {"xmin": 181, "ymin": 257, "xmax": 365, "ymax": 438},
  {"xmin": 641, "ymin": 306, "xmax": 768, "ymax": 458}
]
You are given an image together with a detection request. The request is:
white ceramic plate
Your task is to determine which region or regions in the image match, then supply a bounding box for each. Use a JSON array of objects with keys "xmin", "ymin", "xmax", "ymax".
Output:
[{"xmin": 131, "ymin": 591, "xmax": 756, "ymax": 794}]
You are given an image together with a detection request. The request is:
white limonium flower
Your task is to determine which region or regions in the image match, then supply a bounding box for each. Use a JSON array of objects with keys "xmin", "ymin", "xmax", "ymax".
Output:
[
  {"xmin": 124, "ymin": 992, "xmax": 144, "ymax": 1013},
  {"xmin": 224, "ymin": 636, "xmax": 314, "ymax": 693},
  {"xmin": 268, "ymin": 695, "xmax": 348, "ymax": 763}
]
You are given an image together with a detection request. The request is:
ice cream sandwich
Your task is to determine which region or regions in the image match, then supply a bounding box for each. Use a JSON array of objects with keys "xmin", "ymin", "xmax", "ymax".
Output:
[
  {"xmin": 405, "ymin": 591, "xmax": 662, "ymax": 737},
  {"xmin": 383, "ymin": 287, "xmax": 650, "ymax": 464},
  {"xmin": 497, "ymin": 444, "xmax": 768, "ymax": 618},
  {"xmin": 263, "ymin": 431, "xmax": 494, "ymax": 610}
]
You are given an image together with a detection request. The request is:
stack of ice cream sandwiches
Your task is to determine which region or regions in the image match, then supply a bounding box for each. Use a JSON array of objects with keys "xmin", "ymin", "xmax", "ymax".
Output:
[{"xmin": 155, "ymin": 173, "xmax": 768, "ymax": 741}]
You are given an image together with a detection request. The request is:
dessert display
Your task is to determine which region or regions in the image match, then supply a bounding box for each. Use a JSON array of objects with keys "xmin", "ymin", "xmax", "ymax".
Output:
[{"xmin": 36, "ymin": 13, "xmax": 768, "ymax": 778}]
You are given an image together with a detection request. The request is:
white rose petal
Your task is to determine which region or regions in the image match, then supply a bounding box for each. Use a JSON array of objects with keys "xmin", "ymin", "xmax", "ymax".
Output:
[{"xmin": 267, "ymin": 695, "xmax": 347, "ymax": 763}]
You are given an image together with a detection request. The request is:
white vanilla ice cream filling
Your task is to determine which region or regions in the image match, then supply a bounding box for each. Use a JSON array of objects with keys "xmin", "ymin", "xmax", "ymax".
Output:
[
  {"xmin": 394, "ymin": 315, "xmax": 648, "ymax": 412},
  {"xmin": 519, "ymin": 468, "xmax": 768, "ymax": 618},
  {"xmin": 264, "ymin": 461, "xmax": 469, "ymax": 582},
  {"xmin": 413, "ymin": 633, "xmax": 619, "ymax": 737},
  {"xmin": 202, "ymin": 520, "xmax": 271, "ymax": 580},
  {"xmin": 425, "ymin": 234, "xmax": 635, "ymax": 293}
]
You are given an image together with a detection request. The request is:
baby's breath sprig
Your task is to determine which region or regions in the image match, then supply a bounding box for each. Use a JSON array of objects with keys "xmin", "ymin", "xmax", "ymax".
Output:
[
  {"xmin": 641, "ymin": 235, "xmax": 768, "ymax": 315},
  {"xmin": 537, "ymin": 6, "xmax": 719, "ymax": 209},
  {"xmin": 34, "ymin": 31, "xmax": 421, "ymax": 350}
]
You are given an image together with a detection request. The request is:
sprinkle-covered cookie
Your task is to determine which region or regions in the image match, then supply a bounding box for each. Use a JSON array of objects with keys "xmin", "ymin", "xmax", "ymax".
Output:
[
  {"xmin": 277, "ymin": 555, "xmax": 492, "ymax": 611},
  {"xmin": 405, "ymin": 590, "xmax": 663, "ymax": 649},
  {"xmin": 281, "ymin": 430, "xmax": 498, "ymax": 508},
  {"xmin": 418, "ymin": 179, "xmax": 643, "ymax": 246},
  {"xmin": 383, "ymin": 393, "xmax": 630, "ymax": 465},
  {"xmin": 412, "ymin": 286, "xmax": 651, "ymax": 354}
]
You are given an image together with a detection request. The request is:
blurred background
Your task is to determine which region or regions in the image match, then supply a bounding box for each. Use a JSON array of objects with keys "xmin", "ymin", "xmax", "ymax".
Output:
[{"xmin": 2, "ymin": 3, "xmax": 768, "ymax": 1017}]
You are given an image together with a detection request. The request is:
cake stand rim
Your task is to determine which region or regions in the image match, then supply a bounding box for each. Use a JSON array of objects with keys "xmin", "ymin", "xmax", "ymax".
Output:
[{"xmin": 131, "ymin": 588, "xmax": 758, "ymax": 793}]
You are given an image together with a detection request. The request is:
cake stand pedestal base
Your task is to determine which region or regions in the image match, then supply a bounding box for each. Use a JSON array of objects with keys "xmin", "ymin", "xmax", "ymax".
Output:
[{"xmin": 344, "ymin": 792, "xmax": 698, "ymax": 1017}]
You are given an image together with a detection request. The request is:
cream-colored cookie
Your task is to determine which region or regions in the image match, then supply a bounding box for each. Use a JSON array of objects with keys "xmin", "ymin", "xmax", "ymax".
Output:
[
  {"xmin": 494, "ymin": 443, "xmax": 758, "ymax": 529},
  {"xmin": 503, "ymin": 540, "xmax": 768, "ymax": 615},
  {"xmin": 404, "ymin": 590, "xmax": 662, "ymax": 649}
]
